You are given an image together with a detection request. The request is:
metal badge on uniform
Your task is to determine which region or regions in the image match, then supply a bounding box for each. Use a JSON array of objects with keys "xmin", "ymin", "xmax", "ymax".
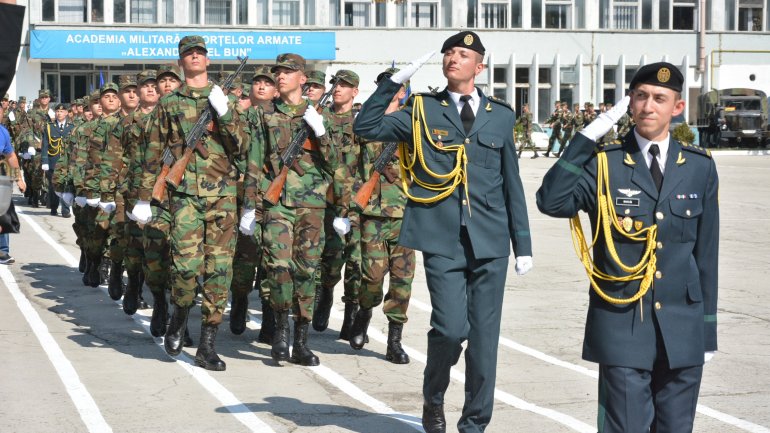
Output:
[
  {"xmin": 618, "ymin": 188, "xmax": 641, "ymax": 197},
  {"xmin": 622, "ymin": 217, "xmax": 633, "ymax": 232},
  {"xmin": 634, "ymin": 220, "xmax": 644, "ymax": 231},
  {"xmin": 485, "ymin": 102, "xmax": 492, "ymax": 112},
  {"xmin": 432, "ymin": 129, "xmax": 448, "ymax": 136},
  {"xmin": 440, "ymin": 100, "xmax": 449, "ymax": 107}
]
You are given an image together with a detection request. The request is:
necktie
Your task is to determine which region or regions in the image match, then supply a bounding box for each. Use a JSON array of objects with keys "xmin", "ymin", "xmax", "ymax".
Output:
[
  {"xmin": 648, "ymin": 144, "xmax": 663, "ymax": 192},
  {"xmin": 460, "ymin": 95, "xmax": 475, "ymax": 134}
]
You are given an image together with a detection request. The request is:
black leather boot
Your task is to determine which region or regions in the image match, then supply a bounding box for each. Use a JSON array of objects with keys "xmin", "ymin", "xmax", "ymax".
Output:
[
  {"xmin": 82, "ymin": 258, "xmax": 92, "ymax": 286},
  {"xmin": 107, "ymin": 259, "xmax": 124, "ymax": 300},
  {"xmin": 87, "ymin": 257, "xmax": 101, "ymax": 288},
  {"xmin": 183, "ymin": 327, "xmax": 194, "ymax": 347},
  {"xmin": 78, "ymin": 250, "xmax": 86, "ymax": 273},
  {"xmin": 164, "ymin": 304, "xmax": 190, "ymax": 356},
  {"xmin": 386, "ymin": 322, "xmax": 410, "ymax": 364},
  {"xmin": 257, "ymin": 299, "xmax": 275, "ymax": 344},
  {"xmin": 339, "ymin": 301, "xmax": 359, "ymax": 341},
  {"xmin": 31, "ymin": 191, "xmax": 39, "ymax": 208},
  {"xmin": 349, "ymin": 307, "xmax": 372, "ymax": 350},
  {"xmin": 194, "ymin": 324, "xmax": 226, "ymax": 371},
  {"xmin": 271, "ymin": 310, "xmax": 290, "ymax": 361},
  {"xmin": 137, "ymin": 272, "xmax": 149, "ymax": 309},
  {"xmin": 98, "ymin": 258, "xmax": 110, "ymax": 286},
  {"xmin": 229, "ymin": 294, "xmax": 248, "ymax": 335},
  {"xmin": 149, "ymin": 291, "xmax": 168, "ymax": 337},
  {"xmin": 289, "ymin": 321, "xmax": 319, "ymax": 366},
  {"xmin": 311, "ymin": 285, "xmax": 333, "ymax": 332},
  {"xmin": 422, "ymin": 402, "xmax": 446, "ymax": 433},
  {"xmin": 122, "ymin": 270, "xmax": 141, "ymax": 315}
]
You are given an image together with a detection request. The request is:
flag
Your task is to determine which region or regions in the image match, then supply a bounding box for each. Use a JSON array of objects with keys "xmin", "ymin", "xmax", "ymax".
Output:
[{"xmin": 99, "ymin": 70, "xmax": 105, "ymax": 87}]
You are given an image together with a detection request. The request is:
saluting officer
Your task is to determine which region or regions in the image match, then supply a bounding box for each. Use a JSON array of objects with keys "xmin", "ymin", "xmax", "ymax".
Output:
[
  {"xmin": 537, "ymin": 63, "xmax": 719, "ymax": 433},
  {"xmin": 354, "ymin": 31, "xmax": 533, "ymax": 433}
]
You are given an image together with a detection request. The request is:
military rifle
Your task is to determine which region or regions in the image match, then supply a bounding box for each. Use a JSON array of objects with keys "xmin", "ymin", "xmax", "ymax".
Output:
[
  {"xmin": 151, "ymin": 55, "xmax": 249, "ymax": 203},
  {"xmin": 263, "ymin": 76, "xmax": 340, "ymax": 206},
  {"xmin": 352, "ymin": 141, "xmax": 399, "ymax": 210}
]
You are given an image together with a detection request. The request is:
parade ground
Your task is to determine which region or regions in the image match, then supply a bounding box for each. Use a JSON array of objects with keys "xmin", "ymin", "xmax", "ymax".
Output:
[{"xmin": 1, "ymin": 153, "xmax": 769, "ymax": 433}]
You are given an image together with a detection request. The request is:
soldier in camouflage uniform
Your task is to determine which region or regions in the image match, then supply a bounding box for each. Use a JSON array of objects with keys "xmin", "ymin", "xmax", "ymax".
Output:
[
  {"xmin": 616, "ymin": 106, "xmax": 634, "ymax": 139},
  {"xmin": 348, "ymin": 67, "xmax": 415, "ymax": 364},
  {"xmin": 229, "ymin": 65, "xmax": 275, "ymax": 340},
  {"xmin": 134, "ymin": 64, "xmax": 182, "ymax": 339},
  {"xmin": 245, "ymin": 53, "xmax": 337, "ymax": 366},
  {"xmin": 600, "ymin": 102, "xmax": 617, "ymax": 144},
  {"xmin": 305, "ymin": 70, "xmax": 326, "ymax": 104},
  {"xmin": 141, "ymin": 36, "xmax": 247, "ymax": 371},
  {"xmin": 314, "ymin": 69, "xmax": 363, "ymax": 339},
  {"xmin": 82, "ymin": 83, "xmax": 123, "ymax": 289},
  {"xmin": 556, "ymin": 102, "xmax": 574, "ymax": 157},
  {"xmin": 544, "ymin": 100, "xmax": 563, "ymax": 157},
  {"xmin": 583, "ymin": 102, "xmax": 596, "ymax": 127},
  {"xmin": 10, "ymin": 97, "xmax": 33, "ymax": 200},
  {"xmin": 26, "ymin": 89, "xmax": 54, "ymax": 207},
  {"xmin": 516, "ymin": 103, "xmax": 539, "ymax": 158}
]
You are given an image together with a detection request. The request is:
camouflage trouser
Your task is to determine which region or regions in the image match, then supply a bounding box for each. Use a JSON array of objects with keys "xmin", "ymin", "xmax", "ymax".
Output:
[
  {"xmin": 517, "ymin": 134, "xmax": 537, "ymax": 156},
  {"xmin": 142, "ymin": 205, "xmax": 172, "ymax": 296},
  {"xmin": 72, "ymin": 205, "xmax": 90, "ymax": 249},
  {"xmin": 29, "ymin": 155, "xmax": 45, "ymax": 193},
  {"xmin": 230, "ymin": 223, "xmax": 263, "ymax": 299},
  {"xmin": 559, "ymin": 127, "xmax": 574, "ymax": 149},
  {"xmin": 318, "ymin": 208, "xmax": 361, "ymax": 303},
  {"xmin": 359, "ymin": 215, "xmax": 415, "ymax": 324},
  {"xmin": 262, "ymin": 203, "xmax": 325, "ymax": 321},
  {"xmin": 169, "ymin": 193, "xmax": 237, "ymax": 326},
  {"xmin": 85, "ymin": 207, "xmax": 112, "ymax": 261},
  {"xmin": 108, "ymin": 194, "xmax": 127, "ymax": 263},
  {"xmin": 546, "ymin": 128, "xmax": 561, "ymax": 154},
  {"xmin": 123, "ymin": 197, "xmax": 144, "ymax": 276}
]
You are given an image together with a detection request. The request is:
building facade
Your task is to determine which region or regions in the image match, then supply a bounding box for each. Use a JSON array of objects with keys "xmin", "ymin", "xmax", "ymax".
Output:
[{"xmin": 9, "ymin": 0, "xmax": 770, "ymax": 123}]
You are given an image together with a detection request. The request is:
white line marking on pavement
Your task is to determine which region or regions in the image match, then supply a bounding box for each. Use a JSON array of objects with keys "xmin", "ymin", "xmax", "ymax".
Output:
[
  {"xmin": 0, "ymin": 266, "xmax": 113, "ymax": 433},
  {"xmin": 17, "ymin": 209, "xmax": 276, "ymax": 433},
  {"xmin": 409, "ymin": 295, "xmax": 770, "ymax": 432}
]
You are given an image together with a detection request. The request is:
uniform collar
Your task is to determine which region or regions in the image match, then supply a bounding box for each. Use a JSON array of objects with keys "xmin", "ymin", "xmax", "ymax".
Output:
[{"xmin": 634, "ymin": 128, "xmax": 670, "ymax": 175}]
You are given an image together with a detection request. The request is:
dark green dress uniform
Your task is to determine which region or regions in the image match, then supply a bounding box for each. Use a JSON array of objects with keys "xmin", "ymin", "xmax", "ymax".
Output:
[
  {"xmin": 536, "ymin": 130, "xmax": 719, "ymax": 432},
  {"xmin": 354, "ymin": 78, "xmax": 532, "ymax": 432},
  {"xmin": 41, "ymin": 117, "xmax": 74, "ymax": 215}
]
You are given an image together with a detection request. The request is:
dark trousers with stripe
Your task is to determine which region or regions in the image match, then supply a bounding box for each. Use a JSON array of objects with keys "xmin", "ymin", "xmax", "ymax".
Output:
[{"xmin": 422, "ymin": 227, "xmax": 508, "ymax": 433}]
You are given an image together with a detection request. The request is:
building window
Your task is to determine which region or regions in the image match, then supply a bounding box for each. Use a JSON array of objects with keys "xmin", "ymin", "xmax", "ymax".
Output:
[
  {"xmin": 114, "ymin": 0, "xmax": 126, "ymax": 22},
  {"xmin": 190, "ymin": 0, "xmax": 200, "ymax": 24},
  {"xmin": 614, "ymin": 1, "xmax": 638, "ymax": 29},
  {"xmin": 532, "ymin": 0, "xmax": 542, "ymax": 27},
  {"xmin": 413, "ymin": 2, "xmax": 438, "ymax": 27},
  {"xmin": 42, "ymin": 0, "xmax": 55, "ymax": 21},
  {"xmin": 206, "ymin": 0, "xmax": 232, "ymax": 24},
  {"xmin": 305, "ymin": 0, "xmax": 316, "ymax": 25},
  {"xmin": 672, "ymin": 0, "xmax": 695, "ymax": 29},
  {"xmin": 58, "ymin": 0, "xmax": 87, "ymax": 22},
  {"xmin": 545, "ymin": 2, "xmax": 571, "ymax": 28},
  {"xmin": 255, "ymin": 0, "xmax": 268, "ymax": 24},
  {"xmin": 481, "ymin": 2, "xmax": 508, "ymax": 28},
  {"xmin": 344, "ymin": 1, "xmax": 370, "ymax": 26},
  {"xmin": 163, "ymin": 0, "xmax": 174, "ymax": 23},
  {"xmin": 738, "ymin": 0, "xmax": 764, "ymax": 30},
  {"xmin": 132, "ymin": 0, "xmax": 157, "ymax": 23},
  {"xmin": 511, "ymin": 0, "xmax": 522, "ymax": 27},
  {"xmin": 375, "ymin": 2, "xmax": 386, "ymax": 26},
  {"xmin": 236, "ymin": 0, "xmax": 248, "ymax": 24},
  {"xmin": 274, "ymin": 0, "xmax": 300, "ymax": 24},
  {"xmin": 396, "ymin": 1, "xmax": 407, "ymax": 26},
  {"xmin": 92, "ymin": 0, "xmax": 104, "ymax": 21}
]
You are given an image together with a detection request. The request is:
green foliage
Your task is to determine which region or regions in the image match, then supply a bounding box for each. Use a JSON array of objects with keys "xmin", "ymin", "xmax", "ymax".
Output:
[{"xmin": 672, "ymin": 122, "xmax": 695, "ymax": 145}]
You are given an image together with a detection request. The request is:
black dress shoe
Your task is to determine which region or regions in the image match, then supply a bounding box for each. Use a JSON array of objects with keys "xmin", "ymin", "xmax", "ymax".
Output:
[
  {"xmin": 422, "ymin": 402, "xmax": 446, "ymax": 433},
  {"xmin": 50, "ymin": 209, "xmax": 58, "ymax": 216},
  {"xmin": 61, "ymin": 211, "xmax": 71, "ymax": 218}
]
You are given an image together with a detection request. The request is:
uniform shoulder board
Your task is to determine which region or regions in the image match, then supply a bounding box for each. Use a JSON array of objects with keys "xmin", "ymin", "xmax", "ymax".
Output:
[
  {"xmin": 679, "ymin": 141, "xmax": 712, "ymax": 158},
  {"xmin": 596, "ymin": 140, "xmax": 623, "ymax": 153},
  {"xmin": 487, "ymin": 96, "xmax": 512, "ymax": 110}
]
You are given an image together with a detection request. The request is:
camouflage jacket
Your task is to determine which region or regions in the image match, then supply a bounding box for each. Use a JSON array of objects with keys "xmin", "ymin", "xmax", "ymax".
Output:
[
  {"xmin": 573, "ymin": 111, "xmax": 585, "ymax": 131},
  {"xmin": 325, "ymin": 107, "xmax": 360, "ymax": 217},
  {"xmin": 584, "ymin": 111, "xmax": 597, "ymax": 128},
  {"xmin": 254, "ymin": 98, "xmax": 337, "ymax": 210},
  {"xmin": 356, "ymin": 139, "xmax": 407, "ymax": 219},
  {"xmin": 67, "ymin": 119, "xmax": 100, "ymax": 195},
  {"xmin": 103, "ymin": 109, "xmax": 152, "ymax": 201},
  {"xmin": 561, "ymin": 110, "xmax": 575, "ymax": 131},
  {"xmin": 144, "ymin": 83, "xmax": 247, "ymax": 198},
  {"xmin": 28, "ymin": 108, "xmax": 52, "ymax": 149},
  {"xmin": 10, "ymin": 109, "xmax": 35, "ymax": 154},
  {"xmin": 83, "ymin": 112, "xmax": 123, "ymax": 199},
  {"xmin": 545, "ymin": 109, "xmax": 563, "ymax": 132},
  {"xmin": 617, "ymin": 113, "xmax": 633, "ymax": 138},
  {"xmin": 241, "ymin": 105, "xmax": 266, "ymax": 210}
]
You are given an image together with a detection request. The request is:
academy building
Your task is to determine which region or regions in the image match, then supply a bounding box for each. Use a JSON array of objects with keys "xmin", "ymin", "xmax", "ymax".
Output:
[{"xmin": 10, "ymin": 0, "xmax": 770, "ymax": 122}]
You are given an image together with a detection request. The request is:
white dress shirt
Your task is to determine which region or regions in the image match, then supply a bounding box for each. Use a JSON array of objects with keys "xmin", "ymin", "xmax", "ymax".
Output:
[
  {"xmin": 447, "ymin": 88, "xmax": 480, "ymax": 117},
  {"xmin": 634, "ymin": 129, "xmax": 670, "ymax": 176}
]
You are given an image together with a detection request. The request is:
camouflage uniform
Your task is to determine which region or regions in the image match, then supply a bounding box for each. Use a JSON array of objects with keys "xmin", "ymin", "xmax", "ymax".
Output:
[
  {"xmin": 516, "ymin": 108, "xmax": 538, "ymax": 158},
  {"xmin": 558, "ymin": 105, "xmax": 575, "ymax": 156},
  {"xmin": 27, "ymin": 93, "xmax": 54, "ymax": 205},
  {"xmin": 616, "ymin": 112, "xmax": 633, "ymax": 138},
  {"xmin": 545, "ymin": 104, "xmax": 563, "ymax": 157}
]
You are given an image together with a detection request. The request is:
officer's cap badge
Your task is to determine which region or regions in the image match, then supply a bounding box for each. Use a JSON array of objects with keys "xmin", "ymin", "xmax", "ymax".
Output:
[
  {"xmin": 464, "ymin": 34, "xmax": 474, "ymax": 46},
  {"xmin": 657, "ymin": 67, "xmax": 671, "ymax": 83}
]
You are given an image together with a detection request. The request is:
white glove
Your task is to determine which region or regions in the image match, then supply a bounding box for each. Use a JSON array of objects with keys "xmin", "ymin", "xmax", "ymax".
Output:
[
  {"xmin": 98, "ymin": 201, "xmax": 116, "ymax": 213},
  {"xmin": 515, "ymin": 256, "xmax": 533, "ymax": 275},
  {"xmin": 8, "ymin": 111, "xmax": 14, "ymax": 122},
  {"xmin": 580, "ymin": 96, "xmax": 630, "ymax": 142},
  {"xmin": 61, "ymin": 192, "xmax": 74, "ymax": 206},
  {"xmin": 86, "ymin": 197, "xmax": 100, "ymax": 207},
  {"xmin": 131, "ymin": 200, "xmax": 153, "ymax": 224},
  {"xmin": 54, "ymin": 191, "xmax": 62, "ymax": 198},
  {"xmin": 704, "ymin": 351, "xmax": 715, "ymax": 363},
  {"xmin": 48, "ymin": 108, "xmax": 55, "ymax": 120},
  {"xmin": 303, "ymin": 106, "xmax": 326, "ymax": 137},
  {"xmin": 74, "ymin": 196, "xmax": 88, "ymax": 207},
  {"xmin": 390, "ymin": 51, "xmax": 436, "ymax": 85},
  {"xmin": 239, "ymin": 208, "xmax": 257, "ymax": 236},
  {"xmin": 42, "ymin": 163, "xmax": 50, "ymax": 171},
  {"xmin": 22, "ymin": 152, "xmax": 30, "ymax": 160},
  {"xmin": 332, "ymin": 217, "xmax": 351, "ymax": 237},
  {"xmin": 208, "ymin": 84, "xmax": 229, "ymax": 117},
  {"xmin": 27, "ymin": 146, "xmax": 37, "ymax": 156}
]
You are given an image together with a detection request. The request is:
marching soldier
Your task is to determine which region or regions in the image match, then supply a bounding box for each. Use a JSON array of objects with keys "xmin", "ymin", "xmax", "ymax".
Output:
[
  {"xmin": 516, "ymin": 103, "xmax": 539, "ymax": 158},
  {"xmin": 557, "ymin": 101, "xmax": 574, "ymax": 157},
  {"xmin": 244, "ymin": 53, "xmax": 336, "ymax": 366},
  {"xmin": 25, "ymin": 89, "xmax": 54, "ymax": 207},
  {"xmin": 354, "ymin": 31, "xmax": 533, "ymax": 433},
  {"xmin": 584, "ymin": 102, "xmax": 597, "ymax": 127},
  {"xmin": 572, "ymin": 102, "xmax": 585, "ymax": 133},
  {"xmin": 305, "ymin": 69, "xmax": 326, "ymax": 104},
  {"xmin": 537, "ymin": 63, "xmax": 719, "ymax": 433},
  {"xmin": 348, "ymin": 66, "xmax": 415, "ymax": 365},
  {"xmin": 41, "ymin": 103, "xmax": 74, "ymax": 217},
  {"xmin": 143, "ymin": 36, "xmax": 247, "ymax": 371},
  {"xmin": 314, "ymin": 69, "xmax": 363, "ymax": 339},
  {"xmin": 544, "ymin": 100, "xmax": 562, "ymax": 157}
]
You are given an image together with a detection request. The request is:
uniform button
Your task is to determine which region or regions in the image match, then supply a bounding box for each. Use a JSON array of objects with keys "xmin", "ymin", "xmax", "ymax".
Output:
[
  {"xmin": 624, "ymin": 209, "xmax": 630, "ymax": 215},
  {"xmin": 655, "ymin": 301, "xmax": 662, "ymax": 310},
  {"xmin": 686, "ymin": 209, "xmax": 691, "ymax": 216},
  {"xmin": 656, "ymin": 211, "xmax": 664, "ymax": 220},
  {"xmin": 462, "ymin": 199, "xmax": 467, "ymax": 205},
  {"xmin": 656, "ymin": 241, "xmax": 663, "ymax": 249},
  {"xmin": 464, "ymin": 138, "xmax": 470, "ymax": 144},
  {"xmin": 491, "ymin": 143, "xmax": 495, "ymax": 147},
  {"xmin": 655, "ymin": 270, "xmax": 662, "ymax": 279}
]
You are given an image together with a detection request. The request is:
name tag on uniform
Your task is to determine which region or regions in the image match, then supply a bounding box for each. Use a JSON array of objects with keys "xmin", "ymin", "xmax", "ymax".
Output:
[{"xmin": 616, "ymin": 198, "xmax": 640, "ymax": 207}]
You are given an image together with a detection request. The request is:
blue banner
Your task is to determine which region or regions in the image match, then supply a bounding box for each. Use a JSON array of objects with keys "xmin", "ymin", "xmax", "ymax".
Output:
[{"xmin": 31, "ymin": 30, "xmax": 336, "ymax": 61}]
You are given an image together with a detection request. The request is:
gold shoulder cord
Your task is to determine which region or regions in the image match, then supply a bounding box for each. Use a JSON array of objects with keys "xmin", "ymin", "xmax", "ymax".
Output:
[
  {"xmin": 398, "ymin": 95, "xmax": 471, "ymax": 214},
  {"xmin": 569, "ymin": 152, "xmax": 658, "ymax": 320},
  {"xmin": 46, "ymin": 124, "xmax": 63, "ymax": 157}
]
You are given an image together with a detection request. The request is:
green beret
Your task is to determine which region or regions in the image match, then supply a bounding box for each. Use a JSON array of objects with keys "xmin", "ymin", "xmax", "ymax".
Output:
[
  {"xmin": 178, "ymin": 35, "xmax": 207, "ymax": 56},
  {"xmin": 629, "ymin": 62, "xmax": 684, "ymax": 93},
  {"xmin": 54, "ymin": 103, "xmax": 67, "ymax": 111},
  {"xmin": 441, "ymin": 31, "xmax": 485, "ymax": 56}
]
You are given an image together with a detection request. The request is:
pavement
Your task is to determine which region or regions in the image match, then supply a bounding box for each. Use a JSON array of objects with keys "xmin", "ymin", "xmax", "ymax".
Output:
[{"xmin": 1, "ymin": 153, "xmax": 769, "ymax": 433}]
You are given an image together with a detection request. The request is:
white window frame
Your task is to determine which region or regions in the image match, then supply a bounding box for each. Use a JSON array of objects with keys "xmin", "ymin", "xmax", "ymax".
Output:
[
  {"xmin": 609, "ymin": 0, "xmax": 641, "ymax": 29},
  {"xmin": 669, "ymin": 0, "xmax": 697, "ymax": 30},
  {"xmin": 734, "ymin": 0, "xmax": 765, "ymax": 31},
  {"xmin": 341, "ymin": 0, "xmax": 372, "ymax": 27},
  {"xmin": 543, "ymin": 0, "xmax": 573, "ymax": 29},
  {"xmin": 408, "ymin": 0, "xmax": 441, "ymax": 28},
  {"xmin": 478, "ymin": 0, "xmax": 509, "ymax": 29},
  {"xmin": 269, "ymin": 0, "xmax": 302, "ymax": 26}
]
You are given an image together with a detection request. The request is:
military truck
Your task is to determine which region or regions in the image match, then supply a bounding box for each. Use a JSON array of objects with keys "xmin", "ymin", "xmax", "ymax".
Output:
[{"xmin": 697, "ymin": 88, "xmax": 770, "ymax": 148}]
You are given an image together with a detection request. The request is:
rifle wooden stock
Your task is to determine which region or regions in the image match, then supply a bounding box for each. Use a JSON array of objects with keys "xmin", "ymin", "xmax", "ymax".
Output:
[
  {"xmin": 264, "ymin": 165, "xmax": 289, "ymax": 206},
  {"xmin": 151, "ymin": 164, "xmax": 170, "ymax": 203},
  {"xmin": 165, "ymin": 147, "xmax": 194, "ymax": 190},
  {"xmin": 353, "ymin": 172, "xmax": 380, "ymax": 210}
]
